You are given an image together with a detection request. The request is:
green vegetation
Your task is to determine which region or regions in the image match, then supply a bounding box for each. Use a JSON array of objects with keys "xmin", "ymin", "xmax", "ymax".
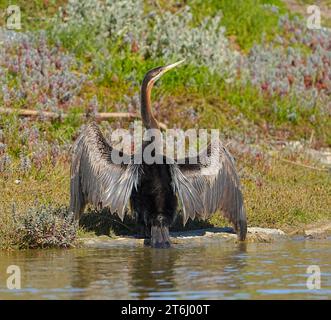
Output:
[
  {"xmin": 0, "ymin": 0, "xmax": 66, "ymax": 30},
  {"xmin": 188, "ymin": 0, "xmax": 288, "ymax": 50}
]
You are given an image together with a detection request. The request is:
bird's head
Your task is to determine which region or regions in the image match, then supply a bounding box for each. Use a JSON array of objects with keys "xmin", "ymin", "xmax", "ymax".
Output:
[
  {"xmin": 140, "ymin": 59, "xmax": 185, "ymax": 129},
  {"xmin": 143, "ymin": 59, "xmax": 185, "ymax": 86}
]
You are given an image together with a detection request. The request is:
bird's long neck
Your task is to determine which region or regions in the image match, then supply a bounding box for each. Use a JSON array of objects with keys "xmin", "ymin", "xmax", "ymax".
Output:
[{"xmin": 141, "ymin": 78, "xmax": 159, "ymax": 130}]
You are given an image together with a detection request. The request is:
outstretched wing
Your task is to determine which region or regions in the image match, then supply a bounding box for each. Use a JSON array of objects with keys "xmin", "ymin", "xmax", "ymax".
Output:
[
  {"xmin": 171, "ymin": 141, "xmax": 247, "ymax": 240},
  {"xmin": 69, "ymin": 122, "xmax": 140, "ymax": 220}
]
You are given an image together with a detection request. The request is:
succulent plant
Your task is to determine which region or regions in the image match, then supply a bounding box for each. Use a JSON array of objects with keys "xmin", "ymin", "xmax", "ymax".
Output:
[
  {"xmin": 0, "ymin": 28, "xmax": 87, "ymax": 112},
  {"xmin": 242, "ymin": 14, "xmax": 331, "ymax": 114}
]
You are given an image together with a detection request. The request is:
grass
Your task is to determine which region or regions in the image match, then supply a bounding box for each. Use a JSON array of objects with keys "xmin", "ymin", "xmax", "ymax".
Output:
[
  {"xmin": 238, "ymin": 156, "xmax": 331, "ymax": 229},
  {"xmin": 0, "ymin": 0, "xmax": 67, "ymax": 30},
  {"xmin": 188, "ymin": 0, "xmax": 289, "ymax": 51},
  {"xmin": 155, "ymin": 0, "xmax": 289, "ymax": 51}
]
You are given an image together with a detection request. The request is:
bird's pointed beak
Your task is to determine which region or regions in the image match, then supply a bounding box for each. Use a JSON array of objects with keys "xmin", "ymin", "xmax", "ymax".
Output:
[
  {"xmin": 154, "ymin": 59, "xmax": 185, "ymax": 82},
  {"xmin": 162, "ymin": 59, "xmax": 185, "ymax": 73}
]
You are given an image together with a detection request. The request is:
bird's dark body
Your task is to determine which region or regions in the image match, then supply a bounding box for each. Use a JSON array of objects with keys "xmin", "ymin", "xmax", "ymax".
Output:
[{"xmin": 130, "ymin": 162, "xmax": 178, "ymax": 247}]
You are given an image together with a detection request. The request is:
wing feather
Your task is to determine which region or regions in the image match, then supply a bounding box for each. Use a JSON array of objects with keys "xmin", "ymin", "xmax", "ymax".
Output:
[
  {"xmin": 172, "ymin": 141, "xmax": 247, "ymax": 240},
  {"xmin": 169, "ymin": 164, "xmax": 204, "ymax": 225},
  {"xmin": 69, "ymin": 122, "xmax": 140, "ymax": 220}
]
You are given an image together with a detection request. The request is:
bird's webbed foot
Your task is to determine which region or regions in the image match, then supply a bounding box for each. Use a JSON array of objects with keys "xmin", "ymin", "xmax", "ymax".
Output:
[{"xmin": 150, "ymin": 225, "xmax": 171, "ymax": 248}]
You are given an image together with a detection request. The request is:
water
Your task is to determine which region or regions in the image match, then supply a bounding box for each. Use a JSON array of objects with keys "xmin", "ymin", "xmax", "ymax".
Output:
[{"xmin": 0, "ymin": 239, "xmax": 330, "ymax": 299}]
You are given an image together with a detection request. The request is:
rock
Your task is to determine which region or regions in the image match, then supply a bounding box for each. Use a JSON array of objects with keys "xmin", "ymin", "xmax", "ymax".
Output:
[
  {"xmin": 304, "ymin": 222, "xmax": 331, "ymax": 239},
  {"xmin": 248, "ymin": 227, "xmax": 285, "ymax": 235},
  {"xmin": 283, "ymin": 141, "xmax": 331, "ymax": 166},
  {"xmin": 80, "ymin": 236, "xmax": 142, "ymax": 248},
  {"xmin": 305, "ymin": 148, "xmax": 331, "ymax": 166},
  {"xmin": 247, "ymin": 227, "xmax": 287, "ymax": 243},
  {"xmin": 79, "ymin": 226, "xmax": 288, "ymax": 248}
]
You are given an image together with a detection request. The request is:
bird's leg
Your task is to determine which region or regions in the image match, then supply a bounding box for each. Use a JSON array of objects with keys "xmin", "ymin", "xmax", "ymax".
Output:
[
  {"xmin": 136, "ymin": 224, "xmax": 151, "ymax": 239},
  {"xmin": 135, "ymin": 211, "xmax": 151, "ymax": 239},
  {"xmin": 233, "ymin": 219, "xmax": 247, "ymax": 241},
  {"xmin": 135, "ymin": 225, "xmax": 145, "ymax": 239},
  {"xmin": 150, "ymin": 214, "xmax": 171, "ymax": 248}
]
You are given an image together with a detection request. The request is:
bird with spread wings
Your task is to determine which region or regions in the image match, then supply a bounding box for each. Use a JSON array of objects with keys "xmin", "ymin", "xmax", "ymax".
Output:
[{"xmin": 70, "ymin": 61, "xmax": 247, "ymax": 248}]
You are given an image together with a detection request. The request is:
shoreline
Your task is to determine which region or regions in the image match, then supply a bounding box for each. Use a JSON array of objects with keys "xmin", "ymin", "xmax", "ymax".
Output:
[
  {"xmin": 1, "ymin": 220, "xmax": 330, "ymax": 251},
  {"xmin": 78, "ymin": 221, "xmax": 331, "ymax": 249}
]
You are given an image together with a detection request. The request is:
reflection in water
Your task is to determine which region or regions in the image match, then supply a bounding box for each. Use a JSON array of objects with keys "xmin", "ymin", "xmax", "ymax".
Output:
[
  {"xmin": 0, "ymin": 239, "xmax": 330, "ymax": 299},
  {"xmin": 129, "ymin": 248, "xmax": 180, "ymax": 299}
]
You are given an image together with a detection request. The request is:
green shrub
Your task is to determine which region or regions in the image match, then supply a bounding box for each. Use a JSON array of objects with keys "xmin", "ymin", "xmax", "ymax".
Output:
[{"xmin": 14, "ymin": 205, "xmax": 77, "ymax": 249}]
